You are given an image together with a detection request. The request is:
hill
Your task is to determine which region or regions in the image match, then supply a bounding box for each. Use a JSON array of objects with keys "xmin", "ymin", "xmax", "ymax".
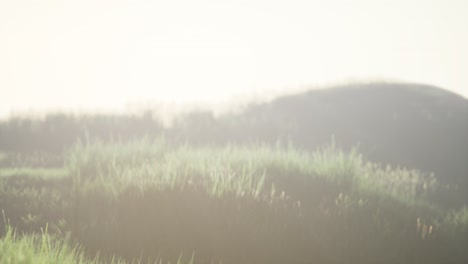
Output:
[{"xmin": 216, "ymin": 83, "xmax": 468, "ymax": 190}]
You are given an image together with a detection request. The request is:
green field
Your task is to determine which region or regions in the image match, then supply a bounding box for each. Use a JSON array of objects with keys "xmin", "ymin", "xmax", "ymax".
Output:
[{"xmin": 1, "ymin": 137, "xmax": 467, "ymax": 263}]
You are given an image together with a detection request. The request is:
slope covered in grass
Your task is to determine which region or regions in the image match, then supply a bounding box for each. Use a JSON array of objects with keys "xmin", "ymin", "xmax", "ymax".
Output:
[{"xmin": 1, "ymin": 138, "xmax": 467, "ymax": 263}]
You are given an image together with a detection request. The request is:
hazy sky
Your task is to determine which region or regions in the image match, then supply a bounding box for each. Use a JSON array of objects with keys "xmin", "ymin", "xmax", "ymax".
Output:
[{"xmin": 1, "ymin": 0, "xmax": 467, "ymax": 117}]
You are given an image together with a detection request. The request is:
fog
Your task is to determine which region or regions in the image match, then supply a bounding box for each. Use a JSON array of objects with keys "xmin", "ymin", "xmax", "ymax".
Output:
[
  {"xmin": 1, "ymin": 0, "xmax": 468, "ymax": 118},
  {"xmin": 2, "ymin": 2, "xmax": 468, "ymax": 262}
]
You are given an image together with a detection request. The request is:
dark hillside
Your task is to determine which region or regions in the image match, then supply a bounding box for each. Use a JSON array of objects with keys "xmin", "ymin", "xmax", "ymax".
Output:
[{"xmin": 224, "ymin": 83, "xmax": 468, "ymax": 190}]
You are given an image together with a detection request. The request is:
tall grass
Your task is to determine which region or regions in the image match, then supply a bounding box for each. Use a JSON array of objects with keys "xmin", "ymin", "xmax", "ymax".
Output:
[
  {"xmin": 1, "ymin": 138, "xmax": 467, "ymax": 263},
  {"xmin": 64, "ymin": 137, "xmax": 439, "ymax": 206},
  {"xmin": 0, "ymin": 220, "xmax": 195, "ymax": 264},
  {"xmin": 0, "ymin": 224, "xmax": 93, "ymax": 264}
]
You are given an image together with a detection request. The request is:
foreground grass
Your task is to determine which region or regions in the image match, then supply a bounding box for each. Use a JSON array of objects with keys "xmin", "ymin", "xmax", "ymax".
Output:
[
  {"xmin": 0, "ymin": 168, "xmax": 67, "ymax": 179},
  {"xmin": 0, "ymin": 225, "xmax": 95, "ymax": 264},
  {"xmin": 1, "ymin": 138, "xmax": 467, "ymax": 263},
  {"xmin": 0, "ymin": 224, "xmax": 197, "ymax": 264}
]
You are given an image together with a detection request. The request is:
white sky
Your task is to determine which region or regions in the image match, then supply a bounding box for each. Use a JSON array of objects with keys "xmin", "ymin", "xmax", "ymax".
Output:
[{"xmin": 1, "ymin": 0, "xmax": 467, "ymax": 117}]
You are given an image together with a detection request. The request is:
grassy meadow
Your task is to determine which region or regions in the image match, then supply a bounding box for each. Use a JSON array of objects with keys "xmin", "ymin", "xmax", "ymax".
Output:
[
  {"xmin": 1, "ymin": 137, "xmax": 467, "ymax": 263},
  {"xmin": 1, "ymin": 83, "xmax": 467, "ymax": 263}
]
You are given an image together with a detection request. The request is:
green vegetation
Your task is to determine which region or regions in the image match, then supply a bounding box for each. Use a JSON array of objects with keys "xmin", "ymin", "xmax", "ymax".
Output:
[
  {"xmin": 0, "ymin": 225, "xmax": 194, "ymax": 264},
  {"xmin": 2, "ymin": 81, "xmax": 468, "ymax": 263},
  {"xmin": 0, "ymin": 224, "xmax": 94, "ymax": 264},
  {"xmin": 1, "ymin": 138, "xmax": 467, "ymax": 263}
]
